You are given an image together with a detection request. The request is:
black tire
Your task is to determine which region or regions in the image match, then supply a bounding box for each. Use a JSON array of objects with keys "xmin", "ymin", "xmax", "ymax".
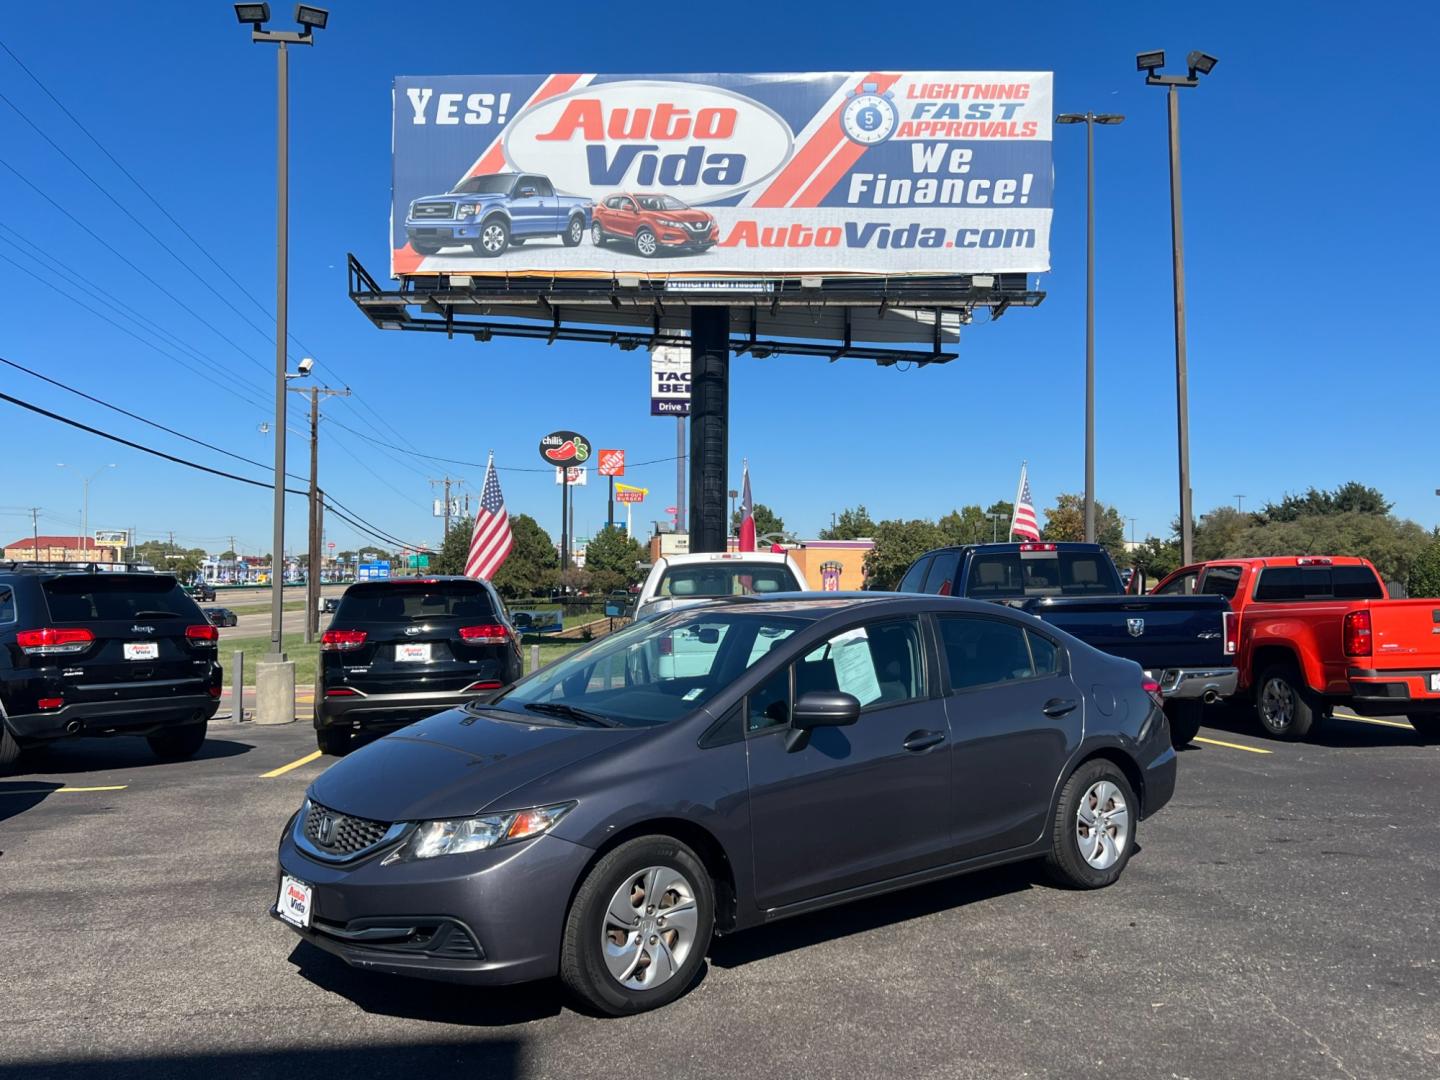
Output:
[
  {"xmin": 316, "ymin": 727, "xmax": 351, "ymax": 756},
  {"xmin": 1044, "ymin": 758, "xmax": 1138, "ymax": 889},
  {"xmin": 474, "ymin": 216, "xmax": 509, "ymax": 257},
  {"xmin": 411, "ymin": 239, "xmax": 441, "ymax": 256},
  {"xmin": 509, "ymin": 237, "xmax": 525, "ymax": 246},
  {"xmin": 634, "ymin": 227, "xmax": 658, "ymax": 258},
  {"xmin": 560, "ymin": 836, "xmax": 714, "ymax": 1016},
  {"xmin": 1409, "ymin": 715, "xmax": 1440, "ymax": 745},
  {"xmin": 562, "ymin": 215, "xmax": 585, "ymax": 247},
  {"xmin": 1165, "ymin": 700, "xmax": 1203, "ymax": 747},
  {"xmin": 0, "ymin": 721, "xmax": 21, "ymax": 768},
  {"xmin": 147, "ymin": 719, "xmax": 207, "ymax": 761},
  {"xmin": 591, "ymin": 221, "xmax": 607, "ymax": 246},
  {"xmin": 1255, "ymin": 664, "xmax": 1319, "ymax": 740}
]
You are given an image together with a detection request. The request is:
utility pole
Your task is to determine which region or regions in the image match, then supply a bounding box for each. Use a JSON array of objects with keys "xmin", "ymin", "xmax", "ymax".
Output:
[
  {"xmin": 429, "ymin": 476, "xmax": 464, "ymax": 544},
  {"xmin": 1128, "ymin": 517, "xmax": 1138, "ymax": 544},
  {"xmin": 290, "ymin": 385, "xmax": 350, "ymax": 641},
  {"xmin": 29, "ymin": 507, "xmax": 40, "ymax": 561},
  {"xmin": 1234, "ymin": 494, "xmax": 1246, "ymax": 513}
]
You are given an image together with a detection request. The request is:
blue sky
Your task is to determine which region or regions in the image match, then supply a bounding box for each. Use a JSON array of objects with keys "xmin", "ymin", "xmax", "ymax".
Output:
[{"xmin": 1, "ymin": 2, "xmax": 1435, "ymax": 557}]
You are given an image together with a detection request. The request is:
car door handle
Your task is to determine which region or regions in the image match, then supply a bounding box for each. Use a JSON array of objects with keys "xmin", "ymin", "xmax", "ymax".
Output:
[
  {"xmin": 1042, "ymin": 698, "xmax": 1079, "ymax": 718},
  {"xmin": 903, "ymin": 730, "xmax": 947, "ymax": 752}
]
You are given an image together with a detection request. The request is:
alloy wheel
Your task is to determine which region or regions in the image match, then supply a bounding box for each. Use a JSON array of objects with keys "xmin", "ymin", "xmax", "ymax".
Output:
[
  {"xmin": 1075, "ymin": 780, "xmax": 1130, "ymax": 870},
  {"xmin": 569, "ymin": 218, "xmax": 584, "ymax": 243},
  {"xmin": 636, "ymin": 230, "xmax": 657, "ymax": 257},
  {"xmin": 481, "ymin": 224, "xmax": 506, "ymax": 253},
  {"xmin": 600, "ymin": 864, "xmax": 699, "ymax": 990},
  {"xmin": 1260, "ymin": 677, "xmax": 1295, "ymax": 731}
]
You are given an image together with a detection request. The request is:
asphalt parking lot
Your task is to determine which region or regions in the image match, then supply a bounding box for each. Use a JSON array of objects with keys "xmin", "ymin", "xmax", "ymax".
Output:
[{"xmin": 2, "ymin": 713, "xmax": 1437, "ymax": 1080}]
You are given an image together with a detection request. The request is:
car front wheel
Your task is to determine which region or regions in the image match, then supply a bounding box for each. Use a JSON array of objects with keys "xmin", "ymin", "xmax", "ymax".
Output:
[
  {"xmin": 1045, "ymin": 759, "xmax": 1136, "ymax": 889},
  {"xmin": 560, "ymin": 836, "xmax": 714, "ymax": 1016},
  {"xmin": 634, "ymin": 227, "xmax": 658, "ymax": 258},
  {"xmin": 411, "ymin": 239, "xmax": 441, "ymax": 256},
  {"xmin": 476, "ymin": 218, "xmax": 509, "ymax": 257}
]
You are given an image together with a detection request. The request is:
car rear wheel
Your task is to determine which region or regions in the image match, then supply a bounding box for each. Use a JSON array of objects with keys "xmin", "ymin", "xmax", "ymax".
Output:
[
  {"xmin": 1255, "ymin": 664, "xmax": 1318, "ymax": 740},
  {"xmin": 0, "ymin": 722, "xmax": 21, "ymax": 768},
  {"xmin": 1045, "ymin": 759, "xmax": 1136, "ymax": 889},
  {"xmin": 411, "ymin": 239, "xmax": 441, "ymax": 256},
  {"xmin": 316, "ymin": 727, "xmax": 351, "ymax": 756},
  {"xmin": 563, "ymin": 215, "xmax": 585, "ymax": 247},
  {"xmin": 634, "ymin": 227, "xmax": 658, "ymax": 258},
  {"xmin": 591, "ymin": 221, "xmax": 607, "ymax": 246},
  {"xmin": 147, "ymin": 718, "xmax": 207, "ymax": 761},
  {"xmin": 1409, "ymin": 715, "xmax": 1440, "ymax": 744},
  {"xmin": 476, "ymin": 218, "xmax": 509, "ymax": 257},
  {"xmin": 1165, "ymin": 700, "xmax": 1202, "ymax": 747},
  {"xmin": 560, "ymin": 836, "xmax": 714, "ymax": 1016}
]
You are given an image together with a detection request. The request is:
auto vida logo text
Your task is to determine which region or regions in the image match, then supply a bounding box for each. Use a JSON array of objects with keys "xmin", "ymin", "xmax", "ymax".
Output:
[{"xmin": 502, "ymin": 81, "xmax": 795, "ymax": 204}]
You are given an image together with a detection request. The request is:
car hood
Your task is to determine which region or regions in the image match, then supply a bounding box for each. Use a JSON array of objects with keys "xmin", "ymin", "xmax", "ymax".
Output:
[
  {"xmin": 414, "ymin": 193, "xmax": 503, "ymax": 205},
  {"xmin": 309, "ymin": 708, "xmax": 644, "ymax": 823}
]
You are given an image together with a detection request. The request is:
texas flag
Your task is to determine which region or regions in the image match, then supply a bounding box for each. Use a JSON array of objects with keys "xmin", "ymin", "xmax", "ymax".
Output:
[{"xmin": 738, "ymin": 461, "xmax": 756, "ymax": 552}]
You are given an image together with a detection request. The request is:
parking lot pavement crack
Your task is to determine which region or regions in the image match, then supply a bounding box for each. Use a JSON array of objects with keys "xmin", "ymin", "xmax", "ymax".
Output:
[{"xmin": 1254, "ymin": 990, "xmax": 1359, "ymax": 1080}]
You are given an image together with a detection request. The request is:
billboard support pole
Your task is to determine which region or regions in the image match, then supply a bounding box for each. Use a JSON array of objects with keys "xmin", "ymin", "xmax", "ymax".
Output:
[
  {"xmin": 560, "ymin": 475, "xmax": 569, "ymax": 574},
  {"xmin": 608, "ymin": 475, "xmax": 614, "ymax": 532},
  {"xmin": 675, "ymin": 417, "xmax": 686, "ymax": 536},
  {"xmin": 688, "ymin": 307, "xmax": 730, "ymax": 554}
]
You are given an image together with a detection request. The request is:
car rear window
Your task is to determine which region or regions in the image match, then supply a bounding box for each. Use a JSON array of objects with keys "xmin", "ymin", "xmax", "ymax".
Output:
[
  {"xmin": 42, "ymin": 575, "xmax": 195, "ymax": 621},
  {"xmin": 656, "ymin": 563, "xmax": 799, "ymax": 599},
  {"xmin": 334, "ymin": 581, "xmax": 498, "ymax": 622},
  {"xmin": 1253, "ymin": 566, "xmax": 1383, "ymax": 602},
  {"xmin": 967, "ymin": 551, "xmax": 1120, "ymax": 598}
]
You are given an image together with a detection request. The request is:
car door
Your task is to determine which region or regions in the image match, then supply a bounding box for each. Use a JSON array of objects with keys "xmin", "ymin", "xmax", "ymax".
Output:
[
  {"xmin": 530, "ymin": 175, "xmax": 559, "ymax": 231},
  {"xmin": 509, "ymin": 175, "xmax": 545, "ymax": 236},
  {"xmin": 935, "ymin": 613, "xmax": 1081, "ymax": 859},
  {"xmin": 745, "ymin": 615, "xmax": 954, "ymax": 910},
  {"xmin": 613, "ymin": 196, "xmax": 640, "ymax": 239}
]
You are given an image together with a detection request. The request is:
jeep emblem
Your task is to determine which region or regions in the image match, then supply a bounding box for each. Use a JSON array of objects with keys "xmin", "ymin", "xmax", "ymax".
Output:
[{"xmin": 1127, "ymin": 618, "xmax": 1145, "ymax": 638}]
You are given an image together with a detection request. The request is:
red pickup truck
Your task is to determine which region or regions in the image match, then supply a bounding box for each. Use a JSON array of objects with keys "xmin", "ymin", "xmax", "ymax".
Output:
[{"xmin": 1152, "ymin": 556, "xmax": 1440, "ymax": 742}]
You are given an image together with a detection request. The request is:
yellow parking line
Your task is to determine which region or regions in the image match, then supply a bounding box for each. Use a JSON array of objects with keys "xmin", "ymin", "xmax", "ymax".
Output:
[
  {"xmin": 1333, "ymin": 711, "xmax": 1414, "ymax": 730},
  {"xmin": 0, "ymin": 784, "xmax": 128, "ymax": 795},
  {"xmin": 1193, "ymin": 736, "xmax": 1273, "ymax": 755},
  {"xmin": 260, "ymin": 750, "xmax": 323, "ymax": 778}
]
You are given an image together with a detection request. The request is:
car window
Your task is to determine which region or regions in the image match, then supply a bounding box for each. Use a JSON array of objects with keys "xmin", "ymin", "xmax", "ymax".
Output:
[
  {"xmin": 967, "ymin": 551, "xmax": 1119, "ymax": 598},
  {"xmin": 1332, "ymin": 565, "xmax": 1384, "ymax": 599},
  {"xmin": 1155, "ymin": 570, "xmax": 1198, "ymax": 596},
  {"xmin": 41, "ymin": 576, "xmax": 194, "ymax": 621},
  {"xmin": 897, "ymin": 556, "xmax": 932, "ymax": 593},
  {"xmin": 937, "ymin": 615, "xmax": 1037, "ymax": 690},
  {"xmin": 656, "ymin": 563, "xmax": 798, "ymax": 599},
  {"xmin": 923, "ymin": 551, "xmax": 960, "ymax": 596},
  {"xmin": 451, "ymin": 174, "xmax": 513, "ymax": 195},
  {"xmin": 1027, "ymin": 630, "xmax": 1060, "ymax": 676},
  {"xmin": 531, "ymin": 176, "xmax": 555, "ymax": 197},
  {"xmin": 0, "ymin": 586, "xmax": 13, "ymax": 622},
  {"xmin": 334, "ymin": 581, "xmax": 498, "ymax": 622},
  {"xmin": 604, "ymin": 195, "xmax": 624, "ymax": 209},
  {"xmin": 797, "ymin": 618, "xmax": 925, "ymax": 710},
  {"xmin": 1199, "ymin": 565, "xmax": 1242, "ymax": 600},
  {"xmin": 1254, "ymin": 567, "xmax": 1332, "ymax": 602},
  {"xmin": 744, "ymin": 624, "xmax": 797, "ymax": 665},
  {"xmin": 747, "ymin": 666, "xmax": 790, "ymax": 732},
  {"xmin": 621, "ymin": 197, "xmax": 638, "ymax": 211}
]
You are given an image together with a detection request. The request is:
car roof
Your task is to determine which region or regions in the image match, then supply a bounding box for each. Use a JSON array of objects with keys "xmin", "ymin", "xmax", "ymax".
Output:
[
  {"xmin": 658, "ymin": 552, "xmax": 793, "ymax": 567},
  {"xmin": 1176, "ymin": 556, "xmax": 1375, "ymax": 571},
  {"xmin": 658, "ymin": 591, "xmax": 1029, "ymax": 622}
]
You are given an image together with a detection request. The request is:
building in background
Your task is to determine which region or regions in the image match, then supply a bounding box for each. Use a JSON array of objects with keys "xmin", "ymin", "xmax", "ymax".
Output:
[{"xmin": 4, "ymin": 536, "xmax": 119, "ymax": 564}]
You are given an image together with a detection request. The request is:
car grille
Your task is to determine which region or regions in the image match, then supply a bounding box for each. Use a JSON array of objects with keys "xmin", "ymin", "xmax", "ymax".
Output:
[
  {"xmin": 303, "ymin": 801, "xmax": 392, "ymax": 857},
  {"xmin": 412, "ymin": 202, "xmax": 455, "ymax": 220},
  {"xmin": 682, "ymin": 221, "xmax": 712, "ymax": 233}
]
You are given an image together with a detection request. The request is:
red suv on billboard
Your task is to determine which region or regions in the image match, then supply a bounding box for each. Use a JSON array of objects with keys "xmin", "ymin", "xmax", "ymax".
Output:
[{"xmin": 591, "ymin": 193, "xmax": 718, "ymax": 257}]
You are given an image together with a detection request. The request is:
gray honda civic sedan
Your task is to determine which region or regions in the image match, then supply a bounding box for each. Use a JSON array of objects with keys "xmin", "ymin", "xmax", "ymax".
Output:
[{"xmin": 272, "ymin": 593, "xmax": 1176, "ymax": 1015}]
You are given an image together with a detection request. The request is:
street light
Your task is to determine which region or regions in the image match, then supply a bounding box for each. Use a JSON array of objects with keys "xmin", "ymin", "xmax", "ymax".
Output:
[
  {"xmin": 56, "ymin": 463, "xmax": 116, "ymax": 556},
  {"xmin": 1056, "ymin": 111, "xmax": 1124, "ymax": 544},
  {"xmin": 236, "ymin": 4, "xmax": 328, "ymax": 662},
  {"xmin": 1137, "ymin": 48, "xmax": 1217, "ymax": 567}
]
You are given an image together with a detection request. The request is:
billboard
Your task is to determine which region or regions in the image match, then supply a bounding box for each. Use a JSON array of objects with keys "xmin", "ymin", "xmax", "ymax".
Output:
[
  {"xmin": 555, "ymin": 466, "xmax": 588, "ymax": 485},
  {"xmin": 392, "ymin": 72, "xmax": 1052, "ymax": 278},
  {"xmin": 597, "ymin": 449, "xmax": 625, "ymax": 477},
  {"xmin": 651, "ymin": 345, "xmax": 690, "ymax": 415},
  {"xmin": 614, "ymin": 483, "xmax": 647, "ymax": 504},
  {"xmin": 93, "ymin": 529, "xmax": 129, "ymax": 548},
  {"xmin": 357, "ymin": 560, "xmax": 392, "ymax": 582}
]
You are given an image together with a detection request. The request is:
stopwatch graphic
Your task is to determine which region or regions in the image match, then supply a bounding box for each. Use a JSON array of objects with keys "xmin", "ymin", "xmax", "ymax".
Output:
[{"xmin": 840, "ymin": 82, "xmax": 899, "ymax": 146}]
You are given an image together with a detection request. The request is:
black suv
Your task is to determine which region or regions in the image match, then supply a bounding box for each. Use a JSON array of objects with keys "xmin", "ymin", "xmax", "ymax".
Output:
[
  {"xmin": 315, "ymin": 576, "xmax": 523, "ymax": 755},
  {"xmin": 0, "ymin": 564, "xmax": 222, "ymax": 767}
]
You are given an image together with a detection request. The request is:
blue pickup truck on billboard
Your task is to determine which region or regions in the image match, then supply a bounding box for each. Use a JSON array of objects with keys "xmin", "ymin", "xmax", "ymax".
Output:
[{"xmin": 392, "ymin": 72, "xmax": 1053, "ymax": 278}]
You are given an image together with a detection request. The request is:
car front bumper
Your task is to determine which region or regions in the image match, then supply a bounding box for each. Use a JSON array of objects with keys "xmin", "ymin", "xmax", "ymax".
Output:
[
  {"xmin": 272, "ymin": 829, "xmax": 594, "ymax": 986},
  {"xmin": 1146, "ymin": 667, "xmax": 1239, "ymax": 702}
]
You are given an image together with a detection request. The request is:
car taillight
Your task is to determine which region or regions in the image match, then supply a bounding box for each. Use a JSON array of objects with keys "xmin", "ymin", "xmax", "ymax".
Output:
[
  {"xmin": 186, "ymin": 624, "xmax": 219, "ymax": 643},
  {"xmin": 325, "ymin": 687, "xmax": 359, "ymax": 697},
  {"xmin": 1223, "ymin": 611, "xmax": 1239, "ymax": 656},
  {"xmin": 1343, "ymin": 609, "xmax": 1372, "ymax": 657},
  {"xmin": 658, "ymin": 635, "xmax": 673, "ymax": 656},
  {"xmin": 1296, "ymin": 557, "xmax": 1333, "ymax": 566},
  {"xmin": 459, "ymin": 624, "xmax": 510, "ymax": 644},
  {"xmin": 321, "ymin": 629, "xmax": 367, "ymax": 651},
  {"xmin": 1018, "ymin": 543, "xmax": 1058, "ymax": 552},
  {"xmin": 207, "ymin": 685, "xmax": 222, "ymax": 699},
  {"xmin": 1141, "ymin": 677, "xmax": 1165, "ymax": 709},
  {"xmin": 463, "ymin": 680, "xmax": 504, "ymax": 692},
  {"xmin": 37, "ymin": 696, "xmax": 64, "ymax": 709},
  {"xmin": 16, "ymin": 627, "xmax": 95, "ymax": 656}
]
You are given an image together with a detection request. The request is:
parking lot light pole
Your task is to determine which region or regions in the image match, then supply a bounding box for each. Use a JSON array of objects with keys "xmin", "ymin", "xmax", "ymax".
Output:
[
  {"xmin": 1138, "ymin": 49, "xmax": 1217, "ymax": 566},
  {"xmin": 1056, "ymin": 112, "xmax": 1124, "ymax": 544}
]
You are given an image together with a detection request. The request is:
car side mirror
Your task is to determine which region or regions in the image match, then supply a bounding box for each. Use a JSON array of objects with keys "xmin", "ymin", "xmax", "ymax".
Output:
[
  {"xmin": 786, "ymin": 690, "xmax": 860, "ymax": 752},
  {"xmin": 697, "ymin": 627, "xmax": 720, "ymax": 645}
]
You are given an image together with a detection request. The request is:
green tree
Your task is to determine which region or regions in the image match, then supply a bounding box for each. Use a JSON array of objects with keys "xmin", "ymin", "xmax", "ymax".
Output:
[
  {"xmin": 583, "ymin": 525, "xmax": 646, "ymax": 594},
  {"xmin": 490, "ymin": 514, "xmax": 559, "ymax": 598},
  {"xmin": 732, "ymin": 503, "xmax": 785, "ymax": 540},
  {"xmin": 985, "ymin": 501, "xmax": 1014, "ymax": 542},
  {"xmin": 1260, "ymin": 482, "xmax": 1392, "ymax": 523},
  {"xmin": 135, "ymin": 540, "xmax": 206, "ymax": 581},
  {"xmin": 938, "ymin": 505, "xmax": 991, "ymax": 545},
  {"xmin": 1406, "ymin": 529, "xmax": 1440, "ymax": 598},
  {"xmin": 1193, "ymin": 506, "xmax": 1251, "ymax": 562},
  {"xmin": 1128, "ymin": 537, "xmax": 1182, "ymax": 582},
  {"xmin": 819, "ymin": 505, "xmax": 876, "ymax": 540},
  {"xmin": 862, "ymin": 518, "xmax": 948, "ymax": 590},
  {"xmin": 1040, "ymin": 493, "xmax": 1126, "ymax": 561},
  {"xmin": 1225, "ymin": 512, "xmax": 1429, "ymax": 584},
  {"xmin": 431, "ymin": 517, "xmax": 474, "ymax": 576}
]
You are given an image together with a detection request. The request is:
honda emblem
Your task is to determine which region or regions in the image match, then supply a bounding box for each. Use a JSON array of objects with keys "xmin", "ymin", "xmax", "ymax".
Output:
[
  {"xmin": 1127, "ymin": 618, "xmax": 1145, "ymax": 637},
  {"xmin": 316, "ymin": 813, "xmax": 335, "ymax": 845}
]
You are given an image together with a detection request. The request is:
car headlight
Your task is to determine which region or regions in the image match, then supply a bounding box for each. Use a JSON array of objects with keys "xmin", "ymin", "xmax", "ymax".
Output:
[
  {"xmin": 658, "ymin": 218, "xmax": 686, "ymax": 229},
  {"xmin": 388, "ymin": 802, "xmax": 575, "ymax": 862},
  {"xmin": 457, "ymin": 203, "xmax": 478, "ymax": 217}
]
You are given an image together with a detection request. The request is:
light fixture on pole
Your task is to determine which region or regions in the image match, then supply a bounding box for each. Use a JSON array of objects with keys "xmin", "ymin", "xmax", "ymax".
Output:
[
  {"xmin": 1055, "ymin": 111, "xmax": 1124, "ymax": 544},
  {"xmin": 235, "ymin": 4, "xmax": 327, "ymax": 662},
  {"xmin": 1138, "ymin": 48, "xmax": 1217, "ymax": 567}
]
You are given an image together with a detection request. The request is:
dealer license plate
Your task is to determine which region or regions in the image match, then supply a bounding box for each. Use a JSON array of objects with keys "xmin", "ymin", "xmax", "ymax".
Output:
[
  {"xmin": 277, "ymin": 875, "xmax": 312, "ymax": 928},
  {"xmin": 396, "ymin": 643, "xmax": 431, "ymax": 663},
  {"xmin": 123, "ymin": 642, "xmax": 158, "ymax": 661},
  {"xmin": 1430, "ymin": 673, "xmax": 1440, "ymax": 693}
]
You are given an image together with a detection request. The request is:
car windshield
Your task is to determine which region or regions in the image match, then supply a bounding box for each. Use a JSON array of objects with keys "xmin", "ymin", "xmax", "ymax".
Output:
[
  {"xmin": 486, "ymin": 609, "xmax": 806, "ymax": 728},
  {"xmin": 636, "ymin": 195, "xmax": 688, "ymax": 211},
  {"xmin": 334, "ymin": 581, "xmax": 498, "ymax": 622},
  {"xmin": 450, "ymin": 175, "xmax": 515, "ymax": 195},
  {"xmin": 656, "ymin": 563, "xmax": 799, "ymax": 600}
]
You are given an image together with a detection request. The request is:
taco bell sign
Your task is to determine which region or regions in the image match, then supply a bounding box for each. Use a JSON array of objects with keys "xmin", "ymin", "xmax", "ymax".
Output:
[{"xmin": 650, "ymin": 345, "xmax": 690, "ymax": 416}]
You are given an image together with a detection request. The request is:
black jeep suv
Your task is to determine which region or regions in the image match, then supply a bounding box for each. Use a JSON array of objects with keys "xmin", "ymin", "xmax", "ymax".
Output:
[
  {"xmin": 315, "ymin": 576, "xmax": 523, "ymax": 755},
  {"xmin": 0, "ymin": 564, "xmax": 222, "ymax": 767}
]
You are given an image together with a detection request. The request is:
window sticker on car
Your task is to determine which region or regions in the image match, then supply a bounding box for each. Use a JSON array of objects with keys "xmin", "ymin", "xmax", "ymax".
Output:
[{"xmin": 828, "ymin": 627, "xmax": 882, "ymax": 706}]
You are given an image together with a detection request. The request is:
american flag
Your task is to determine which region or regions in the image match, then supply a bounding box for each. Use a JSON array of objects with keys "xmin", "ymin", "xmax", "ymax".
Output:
[
  {"xmin": 466, "ymin": 455, "xmax": 513, "ymax": 580},
  {"xmin": 1010, "ymin": 465, "xmax": 1041, "ymax": 541}
]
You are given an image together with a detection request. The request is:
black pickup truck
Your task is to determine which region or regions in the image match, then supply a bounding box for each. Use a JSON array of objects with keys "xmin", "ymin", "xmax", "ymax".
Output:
[{"xmin": 898, "ymin": 542, "xmax": 1237, "ymax": 746}]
